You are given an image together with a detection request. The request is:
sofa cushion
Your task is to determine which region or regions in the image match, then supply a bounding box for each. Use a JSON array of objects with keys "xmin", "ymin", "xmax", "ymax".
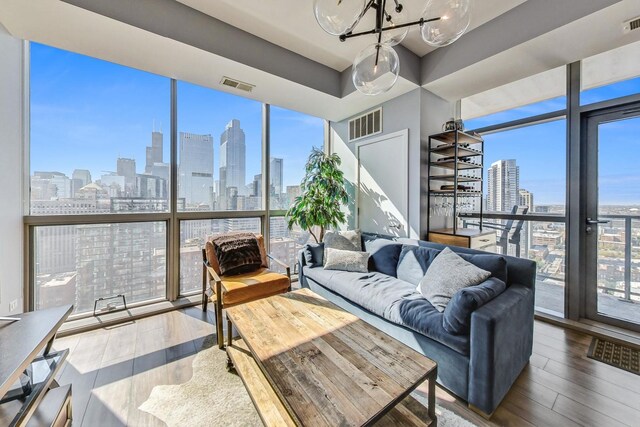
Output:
[
  {"xmin": 324, "ymin": 248, "xmax": 370, "ymax": 273},
  {"xmin": 417, "ymin": 248, "xmax": 492, "ymax": 312},
  {"xmin": 323, "ymin": 229, "xmax": 362, "ymax": 252},
  {"xmin": 396, "ymin": 244, "xmax": 507, "ymax": 286},
  {"xmin": 443, "ymin": 277, "xmax": 507, "ymax": 335},
  {"xmin": 396, "ymin": 245, "xmax": 440, "ymax": 285},
  {"xmin": 303, "ymin": 242, "xmax": 324, "ymax": 267},
  {"xmin": 303, "ymin": 266, "xmax": 470, "ymax": 355},
  {"xmin": 364, "ymin": 239, "xmax": 403, "ymax": 277}
]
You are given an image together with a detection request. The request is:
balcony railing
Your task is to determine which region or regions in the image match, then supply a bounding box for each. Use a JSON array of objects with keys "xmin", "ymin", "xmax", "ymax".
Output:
[
  {"xmin": 596, "ymin": 215, "xmax": 640, "ymax": 302},
  {"xmin": 460, "ymin": 210, "xmax": 567, "ymax": 315},
  {"xmin": 459, "ymin": 211, "xmax": 639, "ymax": 305}
]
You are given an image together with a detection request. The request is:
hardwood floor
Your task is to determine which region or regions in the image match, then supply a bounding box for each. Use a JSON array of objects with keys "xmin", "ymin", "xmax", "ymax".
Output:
[{"xmin": 51, "ymin": 306, "xmax": 640, "ymax": 427}]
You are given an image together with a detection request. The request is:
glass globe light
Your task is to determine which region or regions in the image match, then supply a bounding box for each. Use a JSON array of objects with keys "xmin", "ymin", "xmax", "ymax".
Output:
[
  {"xmin": 381, "ymin": 4, "xmax": 411, "ymax": 46},
  {"xmin": 352, "ymin": 43, "xmax": 400, "ymax": 95},
  {"xmin": 421, "ymin": 0, "xmax": 471, "ymax": 47},
  {"xmin": 314, "ymin": 0, "xmax": 367, "ymax": 36}
]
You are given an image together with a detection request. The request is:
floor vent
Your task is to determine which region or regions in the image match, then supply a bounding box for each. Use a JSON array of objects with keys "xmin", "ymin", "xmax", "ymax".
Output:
[
  {"xmin": 623, "ymin": 16, "xmax": 640, "ymax": 33},
  {"xmin": 348, "ymin": 108, "xmax": 382, "ymax": 142},
  {"xmin": 220, "ymin": 77, "xmax": 255, "ymax": 92}
]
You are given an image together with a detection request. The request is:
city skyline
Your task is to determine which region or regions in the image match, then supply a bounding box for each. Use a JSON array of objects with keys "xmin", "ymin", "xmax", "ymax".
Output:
[{"xmin": 30, "ymin": 43, "xmax": 324, "ymax": 195}]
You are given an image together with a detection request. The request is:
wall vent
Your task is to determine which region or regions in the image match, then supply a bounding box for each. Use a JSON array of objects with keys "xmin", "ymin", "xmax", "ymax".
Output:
[
  {"xmin": 623, "ymin": 16, "xmax": 640, "ymax": 33},
  {"xmin": 220, "ymin": 76, "xmax": 255, "ymax": 92},
  {"xmin": 348, "ymin": 108, "xmax": 382, "ymax": 142}
]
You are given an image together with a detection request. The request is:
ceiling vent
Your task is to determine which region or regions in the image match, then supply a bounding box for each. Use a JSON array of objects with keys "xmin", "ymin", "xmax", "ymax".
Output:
[
  {"xmin": 348, "ymin": 107, "xmax": 382, "ymax": 142},
  {"xmin": 623, "ymin": 16, "xmax": 640, "ymax": 33},
  {"xmin": 220, "ymin": 76, "xmax": 255, "ymax": 92}
]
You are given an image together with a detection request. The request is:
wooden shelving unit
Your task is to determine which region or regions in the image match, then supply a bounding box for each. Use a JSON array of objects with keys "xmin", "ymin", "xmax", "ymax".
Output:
[{"xmin": 426, "ymin": 130, "xmax": 490, "ymax": 246}]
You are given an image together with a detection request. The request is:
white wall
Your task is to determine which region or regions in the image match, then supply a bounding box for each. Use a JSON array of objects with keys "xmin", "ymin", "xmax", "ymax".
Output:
[
  {"xmin": 329, "ymin": 88, "xmax": 454, "ymax": 239},
  {"xmin": 0, "ymin": 24, "xmax": 25, "ymax": 315}
]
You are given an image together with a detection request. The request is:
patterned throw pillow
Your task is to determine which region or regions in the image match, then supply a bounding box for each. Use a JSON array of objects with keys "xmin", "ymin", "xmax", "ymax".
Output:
[
  {"xmin": 323, "ymin": 229, "xmax": 362, "ymax": 251},
  {"xmin": 324, "ymin": 248, "xmax": 370, "ymax": 273},
  {"xmin": 211, "ymin": 232, "xmax": 262, "ymax": 276},
  {"xmin": 323, "ymin": 230, "xmax": 362, "ymax": 265},
  {"xmin": 417, "ymin": 247, "xmax": 491, "ymax": 312}
]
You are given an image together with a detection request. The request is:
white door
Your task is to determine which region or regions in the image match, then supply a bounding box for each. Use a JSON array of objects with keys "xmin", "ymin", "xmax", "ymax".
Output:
[{"xmin": 357, "ymin": 130, "xmax": 409, "ymax": 237}]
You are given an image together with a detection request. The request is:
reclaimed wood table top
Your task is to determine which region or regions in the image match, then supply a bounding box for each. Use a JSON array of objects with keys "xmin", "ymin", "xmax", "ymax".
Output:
[{"xmin": 226, "ymin": 289, "xmax": 437, "ymax": 427}]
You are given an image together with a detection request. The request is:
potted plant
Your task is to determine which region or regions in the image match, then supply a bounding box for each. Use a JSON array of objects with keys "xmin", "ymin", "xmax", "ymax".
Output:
[{"xmin": 286, "ymin": 147, "xmax": 349, "ymax": 243}]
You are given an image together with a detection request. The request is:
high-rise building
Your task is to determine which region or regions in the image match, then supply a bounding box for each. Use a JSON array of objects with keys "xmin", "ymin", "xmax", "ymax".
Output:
[
  {"xmin": 178, "ymin": 132, "xmax": 214, "ymax": 208},
  {"xmin": 31, "ymin": 171, "xmax": 72, "ymax": 200},
  {"xmin": 220, "ymin": 119, "xmax": 246, "ymax": 206},
  {"xmin": 117, "ymin": 157, "xmax": 137, "ymax": 197},
  {"xmin": 270, "ymin": 157, "xmax": 283, "ymax": 196},
  {"xmin": 518, "ymin": 189, "xmax": 535, "ymax": 258},
  {"xmin": 519, "ymin": 189, "xmax": 534, "ymax": 212},
  {"xmin": 145, "ymin": 130, "xmax": 164, "ymax": 173},
  {"xmin": 486, "ymin": 159, "xmax": 519, "ymax": 212},
  {"xmin": 71, "ymin": 169, "xmax": 92, "ymax": 197},
  {"xmin": 286, "ymin": 185, "xmax": 301, "ymax": 201},
  {"xmin": 74, "ymin": 222, "xmax": 166, "ymax": 313},
  {"xmin": 253, "ymin": 174, "xmax": 262, "ymax": 197}
]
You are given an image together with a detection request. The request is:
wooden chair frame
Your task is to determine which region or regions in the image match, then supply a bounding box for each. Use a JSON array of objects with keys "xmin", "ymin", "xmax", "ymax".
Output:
[{"xmin": 201, "ymin": 249, "xmax": 291, "ymax": 349}]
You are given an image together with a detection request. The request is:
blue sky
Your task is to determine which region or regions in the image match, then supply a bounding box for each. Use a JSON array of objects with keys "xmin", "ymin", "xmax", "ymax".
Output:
[{"xmin": 30, "ymin": 43, "xmax": 323, "ymax": 189}]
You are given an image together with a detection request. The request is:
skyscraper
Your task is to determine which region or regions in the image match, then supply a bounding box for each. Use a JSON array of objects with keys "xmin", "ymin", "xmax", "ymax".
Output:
[
  {"xmin": 220, "ymin": 119, "xmax": 246, "ymax": 208},
  {"xmin": 270, "ymin": 157, "xmax": 283, "ymax": 197},
  {"xmin": 116, "ymin": 157, "xmax": 137, "ymax": 197},
  {"xmin": 518, "ymin": 189, "xmax": 534, "ymax": 212},
  {"xmin": 253, "ymin": 173, "xmax": 262, "ymax": 197},
  {"xmin": 145, "ymin": 130, "xmax": 164, "ymax": 173},
  {"xmin": 71, "ymin": 169, "xmax": 92, "ymax": 197},
  {"xmin": 487, "ymin": 159, "xmax": 520, "ymax": 212},
  {"xmin": 72, "ymin": 169, "xmax": 92, "ymax": 187},
  {"xmin": 178, "ymin": 132, "xmax": 214, "ymax": 208}
]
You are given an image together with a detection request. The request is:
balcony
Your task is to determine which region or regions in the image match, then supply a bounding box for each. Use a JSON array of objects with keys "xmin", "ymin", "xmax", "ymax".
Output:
[{"xmin": 461, "ymin": 211, "xmax": 640, "ymax": 323}]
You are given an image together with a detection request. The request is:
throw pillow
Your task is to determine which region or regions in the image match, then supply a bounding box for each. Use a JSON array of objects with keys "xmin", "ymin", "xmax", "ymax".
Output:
[
  {"xmin": 443, "ymin": 277, "xmax": 507, "ymax": 335},
  {"xmin": 323, "ymin": 229, "xmax": 362, "ymax": 252},
  {"xmin": 417, "ymin": 247, "xmax": 491, "ymax": 312},
  {"xmin": 364, "ymin": 239, "xmax": 403, "ymax": 277},
  {"xmin": 254, "ymin": 234, "xmax": 269, "ymax": 269},
  {"xmin": 324, "ymin": 248, "xmax": 370, "ymax": 273},
  {"xmin": 303, "ymin": 242, "xmax": 325, "ymax": 267},
  {"xmin": 211, "ymin": 232, "xmax": 263, "ymax": 276},
  {"xmin": 204, "ymin": 240, "xmax": 222, "ymax": 275},
  {"xmin": 396, "ymin": 245, "xmax": 441, "ymax": 285},
  {"xmin": 457, "ymin": 252, "xmax": 507, "ymax": 284}
]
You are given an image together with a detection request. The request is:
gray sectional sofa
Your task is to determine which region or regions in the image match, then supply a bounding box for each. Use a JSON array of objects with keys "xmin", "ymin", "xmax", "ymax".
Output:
[{"xmin": 298, "ymin": 233, "xmax": 536, "ymax": 415}]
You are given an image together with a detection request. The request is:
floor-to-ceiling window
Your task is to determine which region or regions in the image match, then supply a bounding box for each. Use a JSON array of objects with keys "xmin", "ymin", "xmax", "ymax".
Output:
[
  {"xmin": 462, "ymin": 66, "xmax": 568, "ymax": 316},
  {"xmin": 461, "ymin": 44, "xmax": 640, "ymax": 326},
  {"xmin": 268, "ymin": 106, "xmax": 325, "ymax": 274},
  {"xmin": 176, "ymin": 82, "xmax": 264, "ymax": 294},
  {"xmin": 26, "ymin": 43, "xmax": 325, "ymax": 317},
  {"xmin": 29, "ymin": 43, "xmax": 171, "ymax": 314}
]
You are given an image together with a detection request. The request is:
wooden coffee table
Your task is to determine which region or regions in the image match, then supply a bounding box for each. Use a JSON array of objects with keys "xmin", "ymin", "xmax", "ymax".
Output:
[{"xmin": 225, "ymin": 289, "xmax": 437, "ymax": 426}]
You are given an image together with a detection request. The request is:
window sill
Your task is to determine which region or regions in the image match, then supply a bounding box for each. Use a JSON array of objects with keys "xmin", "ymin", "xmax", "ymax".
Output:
[
  {"xmin": 535, "ymin": 311, "xmax": 640, "ymax": 349},
  {"xmin": 57, "ymin": 295, "xmax": 201, "ymax": 337}
]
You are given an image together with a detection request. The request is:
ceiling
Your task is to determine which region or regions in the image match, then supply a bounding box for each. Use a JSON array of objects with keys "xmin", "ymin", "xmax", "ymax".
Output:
[
  {"xmin": 176, "ymin": 0, "xmax": 528, "ymax": 71},
  {"xmin": 0, "ymin": 0, "xmax": 637, "ymax": 122}
]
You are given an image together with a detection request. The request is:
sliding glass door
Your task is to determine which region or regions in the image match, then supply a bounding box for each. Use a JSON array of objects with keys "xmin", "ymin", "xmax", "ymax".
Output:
[{"xmin": 584, "ymin": 105, "xmax": 640, "ymax": 331}]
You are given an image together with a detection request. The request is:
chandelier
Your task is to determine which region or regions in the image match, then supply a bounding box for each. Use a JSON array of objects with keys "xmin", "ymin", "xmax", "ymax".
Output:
[{"xmin": 314, "ymin": 0, "xmax": 471, "ymax": 95}]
